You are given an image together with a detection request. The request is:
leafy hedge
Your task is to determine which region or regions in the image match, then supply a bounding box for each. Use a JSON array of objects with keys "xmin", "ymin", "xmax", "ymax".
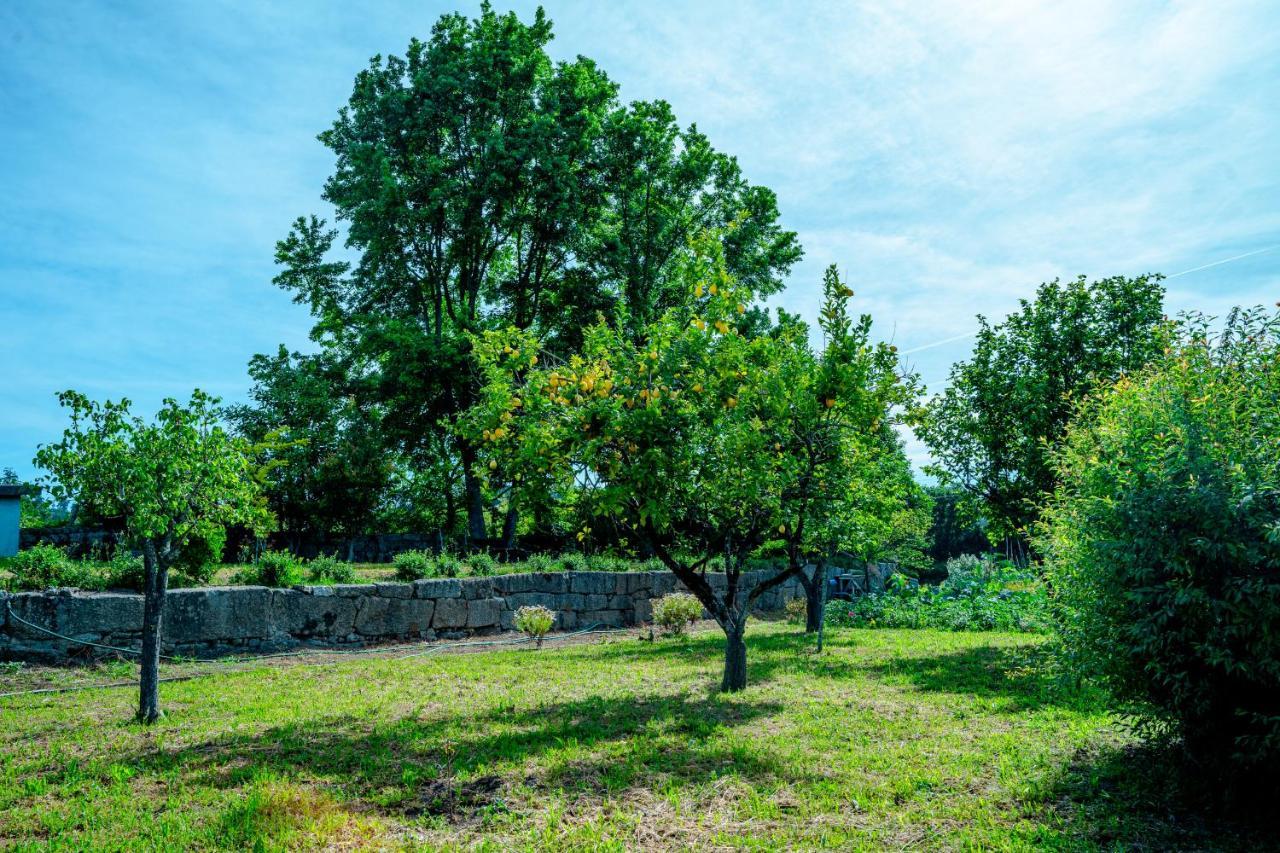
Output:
[{"xmin": 1039, "ymin": 308, "xmax": 1280, "ymax": 787}]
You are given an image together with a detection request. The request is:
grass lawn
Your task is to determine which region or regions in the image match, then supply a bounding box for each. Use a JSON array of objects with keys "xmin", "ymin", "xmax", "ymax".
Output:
[{"xmin": 0, "ymin": 623, "xmax": 1263, "ymax": 851}]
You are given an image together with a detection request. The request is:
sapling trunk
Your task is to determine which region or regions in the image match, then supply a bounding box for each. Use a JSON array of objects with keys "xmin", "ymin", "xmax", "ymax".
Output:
[{"xmin": 137, "ymin": 541, "xmax": 169, "ymax": 724}]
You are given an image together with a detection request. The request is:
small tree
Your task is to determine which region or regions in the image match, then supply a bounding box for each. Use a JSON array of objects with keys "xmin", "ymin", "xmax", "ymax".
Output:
[
  {"xmin": 464, "ymin": 237, "xmax": 908, "ymax": 690},
  {"xmin": 35, "ymin": 390, "xmax": 267, "ymax": 723},
  {"xmin": 772, "ymin": 266, "xmax": 922, "ymax": 631}
]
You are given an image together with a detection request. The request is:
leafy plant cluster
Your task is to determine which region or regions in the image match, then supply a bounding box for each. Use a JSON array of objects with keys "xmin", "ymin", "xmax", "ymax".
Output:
[
  {"xmin": 390, "ymin": 550, "xmax": 498, "ymax": 581},
  {"xmin": 1039, "ymin": 307, "xmax": 1280, "ymax": 787},
  {"xmin": 235, "ymin": 551, "xmax": 361, "ymax": 587},
  {"xmin": 1, "ymin": 544, "xmax": 207, "ymax": 593},
  {"xmin": 825, "ymin": 555, "xmax": 1050, "ymax": 633},
  {"xmin": 513, "ymin": 605, "xmax": 555, "ymax": 648},
  {"xmin": 652, "ymin": 593, "xmax": 704, "ymax": 635}
]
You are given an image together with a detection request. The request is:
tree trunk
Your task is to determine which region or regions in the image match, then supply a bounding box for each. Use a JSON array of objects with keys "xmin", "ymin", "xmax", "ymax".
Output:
[
  {"xmin": 805, "ymin": 566, "xmax": 825, "ymax": 633},
  {"xmin": 137, "ymin": 541, "xmax": 169, "ymax": 724},
  {"xmin": 721, "ymin": 619, "xmax": 748, "ymax": 692},
  {"xmin": 500, "ymin": 500, "xmax": 518, "ymax": 550},
  {"xmin": 461, "ymin": 445, "xmax": 487, "ymax": 542}
]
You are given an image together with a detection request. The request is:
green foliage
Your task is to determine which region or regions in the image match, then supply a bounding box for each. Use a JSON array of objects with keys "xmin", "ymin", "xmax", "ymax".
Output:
[
  {"xmin": 1, "ymin": 545, "xmax": 87, "ymax": 591},
  {"xmin": 226, "ymin": 347, "xmax": 390, "ymax": 548},
  {"xmin": 267, "ymin": 4, "xmax": 800, "ymax": 542},
  {"xmin": 34, "ymin": 390, "xmax": 269, "ymax": 575},
  {"xmin": 652, "ymin": 593, "xmax": 704, "ymax": 635},
  {"xmin": 465, "ymin": 552, "xmax": 497, "ymax": 577},
  {"xmin": 172, "ymin": 529, "xmax": 225, "ymax": 586},
  {"xmin": 392, "ymin": 550, "xmax": 435, "ymax": 582},
  {"xmin": 925, "ymin": 485, "xmax": 989, "ymax": 564},
  {"xmin": 917, "ymin": 274, "xmax": 1169, "ymax": 546},
  {"xmin": 513, "ymin": 605, "xmax": 555, "ymax": 646},
  {"xmin": 102, "ymin": 553, "xmax": 147, "ymax": 592},
  {"xmin": 827, "ymin": 563, "xmax": 1049, "ymax": 633},
  {"xmin": 306, "ymin": 555, "xmax": 359, "ymax": 585},
  {"xmin": 784, "ymin": 597, "xmax": 807, "ymax": 623},
  {"xmin": 1038, "ymin": 307, "xmax": 1280, "ymax": 782},
  {"xmin": 237, "ymin": 551, "xmax": 304, "ymax": 588},
  {"xmin": 558, "ymin": 552, "xmax": 589, "ymax": 573}
]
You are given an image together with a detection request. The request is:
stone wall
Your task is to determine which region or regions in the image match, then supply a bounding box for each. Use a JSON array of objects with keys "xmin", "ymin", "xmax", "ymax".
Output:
[{"xmin": 0, "ymin": 570, "xmax": 804, "ymax": 663}]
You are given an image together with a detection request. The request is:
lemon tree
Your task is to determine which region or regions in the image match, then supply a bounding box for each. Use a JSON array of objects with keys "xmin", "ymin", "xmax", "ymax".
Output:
[{"xmin": 464, "ymin": 235, "xmax": 911, "ymax": 690}]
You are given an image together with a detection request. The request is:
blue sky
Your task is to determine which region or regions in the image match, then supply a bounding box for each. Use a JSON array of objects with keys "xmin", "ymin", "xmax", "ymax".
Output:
[{"xmin": 2, "ymin": 0, "xmax": 1278, "ymax": 478}]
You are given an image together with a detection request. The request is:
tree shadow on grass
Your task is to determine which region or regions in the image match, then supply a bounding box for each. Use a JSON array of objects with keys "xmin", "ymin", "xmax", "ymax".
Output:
[
  {"xmin": 1019, "ymin": 741, "xmax": 1278, "ymax": 851},
  {"xmin": 594, "ymin": 626, "xmax": 867, "ymax": 687},
  {"xmin": 866, "ymin": 642, "xmax": 1089, "ymax": 712},
  {"xmin": 124, "ymin": 690, "xmax": 792, "ymax": 815}
]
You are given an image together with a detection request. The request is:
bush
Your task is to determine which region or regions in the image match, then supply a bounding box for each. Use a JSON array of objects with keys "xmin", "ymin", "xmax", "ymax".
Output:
[
  {"xmin": 784, "ymin": 597, "xmax": 807, "ymax": 623},
  {"xmin": 392, "ymin": 550, "xmax": 435, "ymax": 581},
  {"xmin": 1, "ymin": 544, "xmax": 95, "ymax": 591},
  {"xmin": 559, "ymin": 552, "xmax": 588, "ymax": 573},
  {"xmin": 307, "ymin": 555, "xmax": 359, "ymax": 585},
  {"xmin": 237, "ymin": 550, "xmax": 304, "ymax": 588},
  {"xmin": 173, "ymin": 529, "xmax": 225, "ymax": 585},
  {"xmin": 432, "ymin": 552, "xmax": 463, "ymax": 578},
  {"xmin": 522, "ymin": 553, "xmax": 555, "ymax": 573},
  {"xmin": 826, "ymin": 562, "xmax": 1049, "ymax": 633},
  {"xmin": 466, "ymin": 552, "xmax": 497, "ymax": 577},
  {"xmin": 513, "ymin": 605, "xmax": 556, "ymax": 648},
  {"xmin": 1039, "ymin": 308, "xmax": 1280, "ymax": 786},
  {"xmin": 652, "ymin": 592, "xmax": 703, "ymax": 635},
  {"xmin": 103, "ymin": 553, "xmax": 146, "ymax": 592}
]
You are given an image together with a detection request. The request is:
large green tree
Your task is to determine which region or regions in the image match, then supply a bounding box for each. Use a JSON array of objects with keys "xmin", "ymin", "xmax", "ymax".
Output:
[
  {"xmin": 464, "ymin": 239, "xmax": 904, "ymax": 691},
  {"xmin": 35, "ymin": 391, "xmax": 267, "ymax": 723},
  {"xmin": 270, "ymin": 4, "xmax": 799, "ymax": 544},
  {"xmin": 916, "ymin": 274, "xmax": 1168, "ymax": 556}
]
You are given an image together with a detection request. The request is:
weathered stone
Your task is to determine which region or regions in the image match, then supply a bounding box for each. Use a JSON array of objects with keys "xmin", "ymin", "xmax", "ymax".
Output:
[
  {"xmin": 504, "ymin": 592, "xmax": 561, "ymax": 610},
  {"xmin": 460, "ymin": 578, "xmax": 494, "ymax": 600},
  {"xmin": 56, "ymin": 591, "xmax": 143, "ymax": 638},
  {"xmin": 529, "ymin": 573, "xmax": 567, "ymax": 595},
  {"xmin": 414, "ymin": 578, "xmax": 462, "ymax": 600},
  {"xmin": 330, "ymin": 584, "xmax": 378, "ymax": 597},
  {"xmin": 375, "ymin": 582, "xmax": 414, "ymax": 599},
  {"xmin": 569, "ymin": 572, "xmax": 615, "ymax": 596},
  {"xmin": 164, "ymin": 587, "xmax": 272, "ymax": 643},
  {"xmin": 4, "ymin": 592, "xmax": 60, "ymax": 640},
  {"xmin": 272, "ymin": 589, "xmax": 358, "ymax": 638},
  {"xmin": 355, "ymin": 596, "xmax": 434, "ymax": 637},
  {"xmin": 466, "ymin": 597, "xmax": 503, "ymax": 628},
  {"xmin": 494, "ymin": 573, "xmax": 535, "ymax": 595},
  {"xmin": 579, "ymin": 594, "xmax": 609, "ymax": 611},
  {"xmin": 633, "ymin": 598, "xmax": 654, "ymax": 623},
  {"xmin": 299, "ymin": 585, "xmax": 335, "ymax": 597},
  {"xmin": 557, "ymin": 610, "xmax": 578, "ymax": 630},
  {"xmin": 432, "ymin": 597, "xmax": 469, "ymax": 628}
]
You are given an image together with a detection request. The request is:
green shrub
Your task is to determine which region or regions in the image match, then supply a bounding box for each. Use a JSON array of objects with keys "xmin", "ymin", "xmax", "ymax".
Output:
[
  {"xmin": 522, "ymin": 553, "xmax": 555, "ymax": 573},
  {"xmin": 433, "ymin": 552, "xmax": 463, "ymax": 578},
  {"xmin": 652, "ymin": 592, "xmax": 703, "ymax": 635},
  {"xmin": 559, "ymin": 552, "xmax": 588, "ymax": 573},
  {"xmin": 466, "ymin": 552, "xmax": 497, "ymax": 577},
  {"xmin": 513, "ymin": 605, "xmax": 556, "ymax": 648},
  {"xmin": 307, "ymin": 555, "xmax": 359, "ymax": 585},
  {"xmin": 392, "ymin": 550, "xmax": 435, "ymax": 581},
  {"xmin": 1038, "ymin": 308, "xmax": 1280, "ymax": 787},
  {"xmin": 173, "ymin": 529, "xmax": 225, "ymax": 585},
  {"xmin": 784, "ymin": 597, "xmax": 807, "ymax": 623},
  {"xmin": 237, "ymin": 550, "xmax": 304, "ymax": 588},
  {"xmin": 103, "ymin": 553, "xmax": 146, "ymax": 592},
  {"xmin": 1, "ymin": 544, "xmax": 95, "ymax": 591}
]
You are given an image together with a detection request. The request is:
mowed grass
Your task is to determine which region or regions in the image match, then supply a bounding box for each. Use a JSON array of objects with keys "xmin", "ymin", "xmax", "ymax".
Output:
[{"xmin": 0, "ymin": 624, "xmax": 1261, "ymax": 851}]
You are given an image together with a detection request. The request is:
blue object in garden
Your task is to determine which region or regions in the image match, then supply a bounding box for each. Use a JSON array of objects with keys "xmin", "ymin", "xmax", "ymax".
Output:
[{"xmin": 0, "ymin": 485, "xmax": 19, "ymax": 557}]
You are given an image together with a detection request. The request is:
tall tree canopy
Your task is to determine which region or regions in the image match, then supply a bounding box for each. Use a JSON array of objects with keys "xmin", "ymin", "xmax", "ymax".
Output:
[
  {"xmin": 267, "ymin": 3, "xmax": 800, "ymax": 544},
  {"xmin": 915, "ymin": 274, "xmax": 1168, "ymax": 553}
]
